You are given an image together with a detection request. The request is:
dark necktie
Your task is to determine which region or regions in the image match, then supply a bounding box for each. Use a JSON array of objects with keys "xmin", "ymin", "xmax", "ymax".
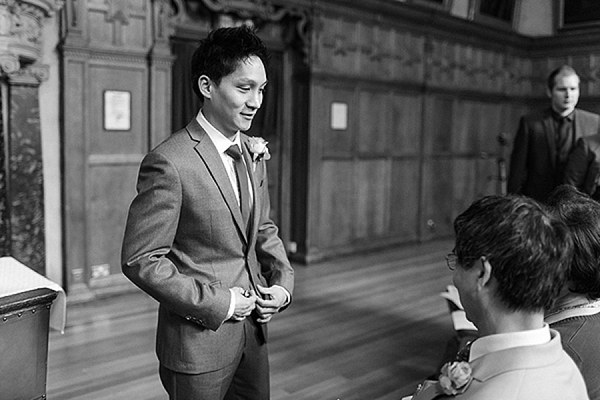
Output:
[
  {"xmin": 454, "ymin": 340, "xmax": 474, "ymax": 362},
  {"xmin": 225, "ymin": 144, "xmax": 250, "ymax": 231},
  {"xmin": 556, "ymin": 116, "xmax": 572, "ymax": 164}
]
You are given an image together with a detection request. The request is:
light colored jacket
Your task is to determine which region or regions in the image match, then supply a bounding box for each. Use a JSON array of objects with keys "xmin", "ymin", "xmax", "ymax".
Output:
[{"xmin": 450, "ymin": 330, "xmax": 587, "ymax": 400}]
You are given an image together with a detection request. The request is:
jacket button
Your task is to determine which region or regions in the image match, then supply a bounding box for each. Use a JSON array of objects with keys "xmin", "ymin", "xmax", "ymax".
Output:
[{"xmin": 185, "ymin": 315, "xmax": 191, "ymax": 320}]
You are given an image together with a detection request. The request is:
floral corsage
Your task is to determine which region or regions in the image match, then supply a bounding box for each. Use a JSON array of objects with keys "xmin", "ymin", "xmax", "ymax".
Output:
[
  {"xmin": 408, "ymin": 361, "xmax": 473, "ymax": 399},
  {"xmin": 438, "ymin": 361, "xmax": 473, "ymax": 395},
  {"xmin": 247, "ymin": 137, "xmax": 271, "ymax": 162}
]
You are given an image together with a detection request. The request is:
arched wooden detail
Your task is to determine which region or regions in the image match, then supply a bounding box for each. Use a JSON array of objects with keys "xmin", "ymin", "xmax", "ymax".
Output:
[{"xmin": 170, "ymin": 0, "xmax": 310, "ymax": 62}]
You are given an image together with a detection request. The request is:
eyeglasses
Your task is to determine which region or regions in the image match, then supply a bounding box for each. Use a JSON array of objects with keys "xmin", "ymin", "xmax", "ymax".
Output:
[
  {"xmin": 445, "ymin": 253, "xmax": 479, "ymax": 271},
  {"xmin": 445, "ymin": 253, "xmax": 459, "ymax": 270}
]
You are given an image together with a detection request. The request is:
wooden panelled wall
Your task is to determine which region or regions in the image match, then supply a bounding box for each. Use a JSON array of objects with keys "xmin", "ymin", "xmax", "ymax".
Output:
[
  {"xmin": 60, "ymin": 0, "xmax": 172, "ymax": 301},
  {"xmin": 294, "ymin": 1, "xmax": 600, "ymax": 263}
]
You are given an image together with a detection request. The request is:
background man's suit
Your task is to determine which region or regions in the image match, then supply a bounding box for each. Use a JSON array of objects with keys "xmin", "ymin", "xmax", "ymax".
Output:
[
  {"xmin": 507, "ymin": 108, "xmax": 600, "ymax": 202},
  {"xmin": 564, "ymin": 134, "xmax": 600, "ymax": 200},
  {"xmin": 121, "ymin": 118, "xmax": 294, "ymax": 375}
]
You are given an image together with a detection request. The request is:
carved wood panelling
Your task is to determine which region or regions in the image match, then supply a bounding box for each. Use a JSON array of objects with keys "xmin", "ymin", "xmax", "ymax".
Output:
[
  {"xmin": 355, "ymin": 160, "xmax": 390, "ymax": 239},
  {"xmin": 313, "ymin": 13, "xmax": 536, "ymax": 96},
  {"xmin": 314, "ymin": 15, "xmax": 425, "ymax": 82},
  {"xmin": 86, "ymin": 0, "xmax": 150, "ymax": 48},
  {"xmin": 389, "ymin": 92, "xmax": 422, "ymax": 157},
  {"xmin": 60, "ymin": 0, "xmax": 173, "ymax": 299},
  {"xmin": 420, "ymin": 158, "xmax": 454, "ymax": 241},
  {"xmin": 358, "ymin": 89, "xmax": 389, "ymax": 155},
  {"xmin": 317, "ymin": 160, "xmax": 355, "ymax": 248},
  {"xmin": 314, "ymin": 84, "xmax": 355, "ymax": 158},
  {"xmin": 389, "ymin": 159, "xmax": 420, "ymax": 241},
  {"xmin": 303, "ymin": 4, "xmax": 545, "ymax": 261},
  {"xmin": 427, "ymin": 39, "xmax": 515, "ymax": 94}
]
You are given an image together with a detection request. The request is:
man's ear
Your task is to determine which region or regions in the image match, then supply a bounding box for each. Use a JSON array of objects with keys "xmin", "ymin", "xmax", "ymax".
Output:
[
  {"xmin": 476, "ymin": 256, "xmax": 493, "ymax": 288},
  {"xmin": 546, "ymin": 87, "xmax": 552, "ymax": 99},
  {"xmin": 198, "ymin": 75, "xmax": 212, "ymax": 99}
]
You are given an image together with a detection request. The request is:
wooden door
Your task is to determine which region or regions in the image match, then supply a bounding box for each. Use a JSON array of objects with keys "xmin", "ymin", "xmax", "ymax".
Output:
[{"xmin": 63, "ymin": 55, "xmax": 150, "ymax": 301}]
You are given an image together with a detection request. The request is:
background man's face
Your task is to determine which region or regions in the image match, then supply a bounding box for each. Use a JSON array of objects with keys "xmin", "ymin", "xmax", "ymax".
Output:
[{"xmin": 548, "ymin": 73, "xmax": 580, "ymax": 116}]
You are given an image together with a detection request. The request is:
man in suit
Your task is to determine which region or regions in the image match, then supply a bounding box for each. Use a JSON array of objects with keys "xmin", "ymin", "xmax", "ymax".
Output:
[
  {"xmin": 507, "ymin": 65, "xmax": 600, "ymax": 203},
  {"xmin": 121, "ymin": 25, "xmax": 294, "ymax": 400},
  {"xmin": 409, "ymin": 195, "xmax": 588, "ymax": 400}
]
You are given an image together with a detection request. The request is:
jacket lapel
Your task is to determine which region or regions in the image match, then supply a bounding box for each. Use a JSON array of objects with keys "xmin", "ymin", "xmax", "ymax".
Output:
[
  {"xmin": 573, "ymin": 109, "xmax": 583, "ymax": 140},
  {"xmin": 186, "ymin": 120, "xmax": 248, "ymax": 243}
]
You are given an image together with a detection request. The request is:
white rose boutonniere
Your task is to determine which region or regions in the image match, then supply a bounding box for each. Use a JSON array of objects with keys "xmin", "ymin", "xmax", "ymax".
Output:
[
  {"xmin": 438, "ymin": 361, "xmax": 473, "ymax": 395},
  {"xmin": 408, "ymin": 361, "xmax": 473, "ymax": 399},
  {"xmin": 247, "ymin": 137, "xmax": 271, "ymax": 163}
]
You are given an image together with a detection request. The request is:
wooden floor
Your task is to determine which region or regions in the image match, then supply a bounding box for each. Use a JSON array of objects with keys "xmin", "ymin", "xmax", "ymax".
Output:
[{"xmin": 47, "ymin": 239, "xmax": 455, "ymax": 400}]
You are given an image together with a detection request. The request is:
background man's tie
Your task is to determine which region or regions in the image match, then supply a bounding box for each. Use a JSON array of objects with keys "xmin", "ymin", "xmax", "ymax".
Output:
[{"xmin": 226, "ymin": 144, "xmax": 251, "ymax": 231}]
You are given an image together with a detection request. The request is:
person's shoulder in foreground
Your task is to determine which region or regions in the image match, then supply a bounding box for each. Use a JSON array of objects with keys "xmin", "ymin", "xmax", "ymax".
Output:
[
  {"xmin": 407, "ymin": 194, "xmax": 588, "ymax": 400},
  {"xmin": 546, "ymin": 184, "xmax": 600, "ymax": 400}
]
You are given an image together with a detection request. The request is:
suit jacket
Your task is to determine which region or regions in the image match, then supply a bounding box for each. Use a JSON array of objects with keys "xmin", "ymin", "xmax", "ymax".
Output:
[
  {"xmin": 551, "ymin": 313, "xmax": 600, "ymax": 400},
  {"xmin": 563, "ymin": 134, "xmax": 600, "ymax": 200},
  {"xmin": 413, "ymin": 330, "xmax": 588, "ymax": 400},
  {"xmin": 507, "ymin": 108, "xmax": 600, "ymax": 202},
  {"xmin": 121, "ymin": 118, "xmax": 294, "ymax": 374}
]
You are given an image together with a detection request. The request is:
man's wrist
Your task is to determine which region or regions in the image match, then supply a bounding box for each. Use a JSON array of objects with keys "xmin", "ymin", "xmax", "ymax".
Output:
[{"xmin": 272, "ymin": 285, "xmax": 291, "ymax": 306}]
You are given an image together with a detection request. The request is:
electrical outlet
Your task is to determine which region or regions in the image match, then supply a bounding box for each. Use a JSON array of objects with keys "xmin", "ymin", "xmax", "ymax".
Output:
[{"xmin": 91, "ymin": 264, "xmax": 110, "ymax": 279}]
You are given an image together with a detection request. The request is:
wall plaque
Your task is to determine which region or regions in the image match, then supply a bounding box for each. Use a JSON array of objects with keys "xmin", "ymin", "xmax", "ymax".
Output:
[{"xmin": 103, "ymin": 90, "xmax": 131, "ymax": 131}]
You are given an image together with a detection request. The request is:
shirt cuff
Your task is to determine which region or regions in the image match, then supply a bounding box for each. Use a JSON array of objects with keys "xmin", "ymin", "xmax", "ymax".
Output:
[
  {"xmin": 225, "ymin": 288, "xmax": 236, "ymax": 321},
  {"xmin": 272, "ymin": 285, "xmax": 291, "ymax": 306}
]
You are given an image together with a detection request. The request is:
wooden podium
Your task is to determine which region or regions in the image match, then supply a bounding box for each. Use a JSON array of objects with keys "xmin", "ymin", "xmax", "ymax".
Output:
[{"xmin": 0, "ymin": 288, "xmax": 58, "ymax": 400}]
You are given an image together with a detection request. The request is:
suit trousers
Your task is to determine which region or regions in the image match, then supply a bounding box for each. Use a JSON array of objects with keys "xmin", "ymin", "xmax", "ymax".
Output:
[{"xmin": 159, "ymin": 317, "xmax": 270, "ymax": 400}]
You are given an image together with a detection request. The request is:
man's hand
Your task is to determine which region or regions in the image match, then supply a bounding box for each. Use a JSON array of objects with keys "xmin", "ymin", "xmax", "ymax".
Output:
[
  {"xmin": 231, "ymin": 287, "xmax": 257, "ymax": 321},
  {"xmin": 255, "ymin": 285, "xmax": 287, "ymax": 323}
]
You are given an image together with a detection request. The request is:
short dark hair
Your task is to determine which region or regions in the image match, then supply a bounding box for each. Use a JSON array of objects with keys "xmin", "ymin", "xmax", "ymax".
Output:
[
  {"xmin": 190, "ymin": 25, "xmax": 269, "ymax": 100},
  {"xmin": 547, "ymin": 185, "xmax": 600, "ymax": 299},
  {"xmin": 547, "ymin": 65, "xmax": 579, "ymax": 91},
  {"xmin": 454, "ymin": 195, "xmax": 571, "ymax": 312}
]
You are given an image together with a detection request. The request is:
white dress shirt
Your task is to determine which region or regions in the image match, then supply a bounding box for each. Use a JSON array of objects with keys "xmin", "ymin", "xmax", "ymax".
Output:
[
  {"xmin": 197, "ymin": 110, "xmax": 253, "ymax": 207},
  {"xmin": 469, "ymin": 324, "xmax": 551, "ymax": 362},
  {"xmin": 196, "ymin": 110, "xmax": 289, "ymax": 322}
]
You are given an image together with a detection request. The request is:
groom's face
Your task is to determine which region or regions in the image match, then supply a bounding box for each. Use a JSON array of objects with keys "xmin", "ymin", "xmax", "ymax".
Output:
[{"xmin": 200, "ymin": 56, "xmax": 267, "ymax": 138}]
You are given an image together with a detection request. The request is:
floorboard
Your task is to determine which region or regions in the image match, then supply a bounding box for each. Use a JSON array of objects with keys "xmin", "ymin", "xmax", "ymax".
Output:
[{"xmin": 47, "ymin": 239, "xmax": 455, "ymax": 399}]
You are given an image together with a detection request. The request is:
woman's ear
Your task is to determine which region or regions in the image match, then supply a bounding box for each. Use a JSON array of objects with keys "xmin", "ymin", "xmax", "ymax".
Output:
[{"xmin": 198, "ymin": 75, "xmax": 211, "ymax": 99}]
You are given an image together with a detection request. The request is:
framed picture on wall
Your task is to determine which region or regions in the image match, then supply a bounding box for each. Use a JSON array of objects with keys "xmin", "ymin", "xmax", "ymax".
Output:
[
  {"xmin": 103, "ymin": 90, "xmax": 131, "ymax": 131},
  {"xmin": 559, "ymin": 0, "xmax": 600, "ymax": 30}
]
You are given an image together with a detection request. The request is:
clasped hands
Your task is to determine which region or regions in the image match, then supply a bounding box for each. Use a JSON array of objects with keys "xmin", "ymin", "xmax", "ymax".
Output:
[{"xmin": 231, "ymin": 285, "xmax": 286, "ymax": 323}]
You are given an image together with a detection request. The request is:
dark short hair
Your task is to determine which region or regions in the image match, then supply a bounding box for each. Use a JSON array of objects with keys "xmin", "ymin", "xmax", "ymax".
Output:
[
  {"xmin": 454, "ymin": 195, "xmax": 571, "ymax": 312},
  {"xmin": 190, "ymin": 25, "xmax": 269, "ymax": 100},
  {"xmin": 547, "ymin": 185, "xmax": 600, "ymax": 299},
  {"xmin": 547, "ymin": 65, "xmax": 579, "ymax": 91}
]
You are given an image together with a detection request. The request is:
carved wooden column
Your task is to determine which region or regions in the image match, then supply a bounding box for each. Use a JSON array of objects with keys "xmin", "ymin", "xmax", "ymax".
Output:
[{"xmin": 0, "ymin": 0, "xmax": 63, "ymax": 274}]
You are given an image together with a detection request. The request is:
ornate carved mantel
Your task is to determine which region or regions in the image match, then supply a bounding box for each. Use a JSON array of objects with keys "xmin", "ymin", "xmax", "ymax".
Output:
[
  {"xmin": 0, "ymin": 0, "xmax": 63, "ymax": 274},
  {"xmin": 171, "ymin": 0, "xmax": 311, "ymax": 62}
]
